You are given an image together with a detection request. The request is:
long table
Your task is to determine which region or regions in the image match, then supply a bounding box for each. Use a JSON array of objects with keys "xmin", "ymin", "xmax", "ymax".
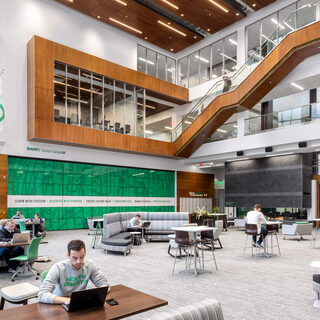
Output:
[{"xmin": 0, "ymin": 285, "xmax": 167, "ymax": 320}]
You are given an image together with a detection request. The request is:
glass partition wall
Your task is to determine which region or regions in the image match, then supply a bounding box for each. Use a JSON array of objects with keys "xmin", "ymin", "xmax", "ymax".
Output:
[{"xmin": 54, "ymin": 61, "xmax": 172, "ymax": 141}]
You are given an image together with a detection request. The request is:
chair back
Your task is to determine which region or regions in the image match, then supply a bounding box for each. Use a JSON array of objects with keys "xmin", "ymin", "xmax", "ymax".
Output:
[
  {"xmin": 18, "ymin": 221, "xmax": 26, "ymax": 232},
  {"xmin": 245, "ymin": 223, "xmax": 258, "ymax": 236},
  {"xmin": 27, "ymin": 237, "xmax": 42, "ymax": 260},
  {"xmin": 41, "ymin": 270, "xmax": 49, "ymax": 283},
  {"xmin": 175, "ymin": 231, "xmax": 191, "ymax": 246}
]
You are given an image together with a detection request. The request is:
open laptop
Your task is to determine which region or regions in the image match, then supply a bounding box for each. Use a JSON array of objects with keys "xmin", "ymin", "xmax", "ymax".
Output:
[
  {"xmin": 142, "ymin": 221, "xmax": 151, "ymax": 228},
  {"xmin": 11, "ymin": 232, "xmax": 30, "ymax": 244},
  {"xmin": 61, "ymin": 286, "xmax": 109, "ymax": 312}
]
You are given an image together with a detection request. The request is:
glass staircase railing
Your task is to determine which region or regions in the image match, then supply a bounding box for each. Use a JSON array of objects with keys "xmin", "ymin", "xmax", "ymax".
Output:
[{"xmin": 171, "ymin": 1, "xmax": 320, "ymax": 142}]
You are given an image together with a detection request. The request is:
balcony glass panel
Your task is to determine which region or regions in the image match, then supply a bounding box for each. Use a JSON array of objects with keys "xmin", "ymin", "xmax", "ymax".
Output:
[
  {"xmin": 189, "ymin": 51, "xmax": 200, "ymax": 87},
  {"xmin": 167, "ymin": 57, "xmax": 176, "ymax": 84},
  {"xmin": 157, "ymin": 54, "xmax": 166, "ymax": 81},
  {"xmin": 178, "ymin": 57, "xmax": 188, "ymax": 87},
  {"xmin": 212, "ymin": 40, "xmax": 223, "ymax": 79},
  {"xmin": 224, "ymin": 34, "xmax": 237, "ymax": 74},
  {"xmin": 137, "ymin": 45, "xmax": 147, "ymax": 74},
  {"xmin": 199, "ymin": 46, "xmax": 210, "ymax": 84},
  {"xmin": 146, "ymin": 49, "xmax": 156, "ymax": 77}
]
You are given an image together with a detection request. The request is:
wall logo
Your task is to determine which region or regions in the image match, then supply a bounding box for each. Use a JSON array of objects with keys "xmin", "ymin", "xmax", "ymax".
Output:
[{"xmin": 0, "ymin": 104, "xmax": 4, "ymax": 121}]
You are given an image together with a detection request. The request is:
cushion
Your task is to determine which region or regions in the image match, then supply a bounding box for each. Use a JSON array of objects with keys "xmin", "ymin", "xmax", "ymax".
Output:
[
  {"xmin": 107, "ymin": 222, "xmax": 123, "ymax": 238},
  {"xmin": 101, "ymin": 238, "xmax": 133, "ymax": 246},
  {"xmin": 1, "ymin": 283, "xmax": 38, "ymax": 302},
  {"xmin": 113, "ymin": 232, "xmax": 132, "ymax": 239}
]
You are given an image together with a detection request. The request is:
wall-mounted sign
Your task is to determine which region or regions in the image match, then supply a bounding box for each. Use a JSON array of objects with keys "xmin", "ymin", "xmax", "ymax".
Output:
[
  {"xmin": 26, "ymin": 146, "xmax": 66, "ymax": 155},
  {"xmin": 189, "ymin": 192, "xmax": 208, "ymax": 197}
]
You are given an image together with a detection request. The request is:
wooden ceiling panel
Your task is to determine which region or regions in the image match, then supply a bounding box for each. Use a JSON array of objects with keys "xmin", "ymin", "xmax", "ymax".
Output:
[
  {"xmin": 54, "ymin": 0, "xmax": 201, "ymax": 52},
  {"xmin": 152, "ymin": 0, "xmax": 245, "ymax": 34},
  {"xmin": 241, "ymin": 0, "xmax": 277, "ymax": 11}
]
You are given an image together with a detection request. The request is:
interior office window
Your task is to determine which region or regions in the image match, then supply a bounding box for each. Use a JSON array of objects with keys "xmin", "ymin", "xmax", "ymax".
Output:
[
  {"xmin": 167, "ymin": 57, "xmax": 176, "ymax": 84},
  {"xmin": 79, "ymin": 70, "xmax": 91, "ymax": 128},
  {"xmin": 92, "ymin": 73, "xmax": 103, "ymax": 130},
  {"xmin": 261, "ymin": 13, "xmax": 277, "ymax": 57},
  {"xmin": 224, "ymin": 33, "xmax": 237, "ymax": 74},
  {"xmin": 178, "ymin": 57, "xmax": 188, "ymax": 87},
  {"xmin": 199, "ymin": 46, "xmax": 210, "ymax": 84},
  {"xmin": 189, "ymin": 51, "xmax": 200, "ymax": 87},
  {"xmin": 137, "ymin": 45, "xmax": 147, "ymax": 74},
  {"xmin": 278, "ymin": 4, "xmax": 297, "ymax": 40},
  {"xmin": 246, "ymin": 21, "xmax": 261, "ymax": 63},
  {"xmin": 146, "ymin": 49, "xmax": 156, "ymax": 77},
  {"xmin": 125, "ymin": 84, "xmax": 135, "ymax": 136},
  {"xmin": 136, "ymin": 88, "xmax": 145, "ymax": 138},
  {"xmin": 67, "ymin": 66, "xmax": 79, "ymax": 126},
  {"xmin": 114, "ymin": 81, "xmax": 125, "ymax": 134},
  {"xmin": 212, "ymin": 40, "xmax": 223, "ymax": 78},
  {"xmin": 54, "ymin": 61, "xmax": 66, "ymax": 123},
  {"xmin": 297, "ymin": 0, "xmax": 316, "ymax": 28},
  {"xmin": 157, "ymin": 54, "xmax": 166, "ymax": 81},
  {"xmin": 103, "ymin": 77, "xmax": 114, "ymax": 132}
]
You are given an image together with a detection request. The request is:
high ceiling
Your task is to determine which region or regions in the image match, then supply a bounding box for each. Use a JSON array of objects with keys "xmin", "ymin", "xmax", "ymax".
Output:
[{"xmin": 54, "ymin": 0, "xmax": 276, "ymax": 53}]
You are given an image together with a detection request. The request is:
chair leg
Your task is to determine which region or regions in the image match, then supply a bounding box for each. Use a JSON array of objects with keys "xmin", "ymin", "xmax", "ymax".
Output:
[
  {"xmin": 243, "ymin": 234, "xmax": 249, "ymax": 257},
  {"xmin": 217, "ymin": 238, "xmax": 223, "ymax": 249},
  {"xmin": 275, "ymin": 233, "xmax": 281, "ymax": 255},
  {"xmin": 0, "ymin": 297, "xmax": 5, "ymax": 310},
  {"xmin": 211, "ymin": 241, "xmax": 218, "ymax": 271},
  {"xmin": 172, "ymin": 245, "xmax": 179, "ymax": 275}
]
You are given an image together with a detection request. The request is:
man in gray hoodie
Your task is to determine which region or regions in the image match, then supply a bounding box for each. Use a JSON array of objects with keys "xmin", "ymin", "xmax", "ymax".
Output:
[{"xmin": 38, "ymin": 239, "xmax": 108, "ymax": 304}]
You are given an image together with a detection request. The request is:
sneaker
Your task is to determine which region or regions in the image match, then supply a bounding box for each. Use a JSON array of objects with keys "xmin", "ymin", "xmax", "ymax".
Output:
[
  {"xmin": 256, "ymin": 243, "xmax": 263, "ymax": 249},
  {"xmin": 8, "ymin": 268, "xmax": 16, "ymax": 274},
  {"xmin": 252, "ymin": 242, "xmax": 257, "ymax": 247}
]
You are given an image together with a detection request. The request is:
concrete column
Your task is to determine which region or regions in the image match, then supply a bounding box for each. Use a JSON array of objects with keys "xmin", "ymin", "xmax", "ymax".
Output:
[{"xmin": 237, "ymin": 112, "xmax": 245, "ymax": 137}]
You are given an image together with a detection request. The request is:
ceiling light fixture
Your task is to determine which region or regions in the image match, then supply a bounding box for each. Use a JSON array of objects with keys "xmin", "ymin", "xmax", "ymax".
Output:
[
  {"xmin": 161, "ymin": 0, "xmax": 179, "ymax": 10},
  {"xmin": 291, "ymin": 82, "xmax": 304, "ymax": 90},
  {"xmin": 109, "ymin": 17, "xmax": 142, "ymax": 34},
  {"xmin": 228, "ymin": 38, "xmax": 237, "ymax": 45},
  {"xmin": 217, "ymin": 129, "xmax": 227, "ymax": 133},
  {"xmin": 165, "ymin": 126, "xmax": 173, "ymax": 130},
  {"xmin": 184, "ymin": 120, "xmax": 192, "ymax": 125},
  {"xmin": 195, "ymin": 55, "xmax": 209, "ymax": 63},
  {"xmin": 208, "ymin": 0, "xmax": 228, "ymax": 13},
  {"xmin": 114, "ymin": 0, "xmax": 127, "ymax": 6},
  {"xmin": 227, "ymin": 158, "xmax": 250, "ymax": 162},
  {"xmin": 252, "ymin": 3, "xmax": 256, "ymax": 7},
  {"xmin": 138, "ymin": 57, "xmax": 155, "ymax": 65},
  {"xmin": 158, "ymin": 20, "xmax": 186, "ymax": 36},
  {"xmin": 137, "ymin": 102, "xmax": 156, "ymax": 109},
  {"xmin": 97, "ymin": 16, "xmax": 101, "ymax": 19},
  {"xmin": 145, "ymin": 130, "xmax": 154, "ymax": 134},
  {"xmin": 236, "ymin": 12, "xmax": 240, "ymax": 16}
]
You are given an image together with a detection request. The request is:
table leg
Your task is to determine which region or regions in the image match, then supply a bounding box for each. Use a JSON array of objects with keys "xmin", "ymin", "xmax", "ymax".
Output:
[
  {"xmin": 32, "ymin": 224, "xmax": 35, "ymax": 238},
  {"xmin": 193, "ymin": 232, "xmax": 197, "ymax": 276}
]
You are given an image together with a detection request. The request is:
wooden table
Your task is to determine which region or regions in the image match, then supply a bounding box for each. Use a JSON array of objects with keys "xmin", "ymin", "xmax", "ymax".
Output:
[{"xmin": 0, "ymin": 285, "xmax": 167, "ymax": 320}]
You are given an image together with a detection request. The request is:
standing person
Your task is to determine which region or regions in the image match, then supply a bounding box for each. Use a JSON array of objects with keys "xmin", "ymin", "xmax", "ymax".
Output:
[
  {"xmin": 0, "ymin": 219, "xmax": 24, "ymax": 271},
  {"xmin": 246, "ymin": 204, "xmax": 268, "ymax": 248},
  {"xmin": 38, "ymin": 240, "xmax": 109, "ymax": 304},
  {"xmin": 127, "ymin": 214, "xmax": 143, "ymax": 232},
  {"xmin": 222, "ymin": 75, "xmax": 231, "ymax": 93},
  {"xmin": 12, "ymin": 209, "xmax": 25, "ymax": 220}
]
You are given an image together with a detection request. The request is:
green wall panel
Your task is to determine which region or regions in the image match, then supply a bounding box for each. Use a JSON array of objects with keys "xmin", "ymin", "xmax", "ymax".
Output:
[{"xmin": 8, "ymin": 157, "xmax": 175, "ymax": 231}]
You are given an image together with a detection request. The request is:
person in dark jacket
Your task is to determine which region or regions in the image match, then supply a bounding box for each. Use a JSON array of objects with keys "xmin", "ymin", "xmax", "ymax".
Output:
[{"xmin": 0, "ymin": 219, "xmax": 24, "ymax": 271}]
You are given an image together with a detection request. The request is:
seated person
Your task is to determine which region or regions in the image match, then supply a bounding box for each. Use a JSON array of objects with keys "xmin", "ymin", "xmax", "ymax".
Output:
[
  {"xmin": 12, "ymin": 209, "xmax": 25, "ymax": 220},
  {"xmin": 127, "ymin": 214, "xmax": 143, "ymax": 232},
  {"xmin": 246, "ymin": 204, "xmax": 268, "ymax": 248},
  {"xmin": 38, "ymin": 240, "xmax": 109, "ymax": 304},
  {"xmin": 0, "ymin": 219, "xmax": 24, "ymax": 272},
  {"xmin": 31, "ymin": 213, "xmax": 45, "ymax": 237}
]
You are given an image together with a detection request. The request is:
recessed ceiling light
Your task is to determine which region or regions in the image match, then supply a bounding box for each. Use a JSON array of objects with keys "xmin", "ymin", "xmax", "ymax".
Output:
[
  {"xmin": 209, "ymin": 13, "xmax": 212, "ymax": 16},
  {"xmin": 291, "ymin": 82, "xmax": 304, "ymax": 90},
  {"xmin": 165, "ymin": 126, "xmax": 173, "ymax": 130},
  {"xmin": 170, "ymin": 48, "xmax": 174, "ymax": 51},
  {"xmin": 109, "ymin": 17, "xmax": 142, "ymax": 34},
  {"xmin": 67, "ymin": 0, "xmax": 73, "ymax": 2},
  {"xmin": 252, "ymin": 3, "xmax": 256, "ymax": 7},
  {"xmin": 97, "ymin": 16, "xmax": 101, "ymax": 19},
  {"xmin": 114, "ymin": 0, "xmax": 127, "ymax": 5},
  {"xmin": 181, "ymin": 13, "xmax": 184, "ymax": 16},
  {"xmin": 168, "ymin": 22, "xmax": 171, "ymax": 25},
  {"xmin": 207, "ymin": 28, "xmax": 210, "ymax": 31},
  {"xmin": 236, "ymin": 12, "xmax": 239, "ymax": 16},
  {"xmin": 194, "ymin": 36, "xmax": 197, "ymax": 38},
  {"xmin": 144, "ymin": 37, "xmax": 148, "ymax": 39},
  {"xmin": 158, "ymin": 20, "xmax": 186, "ymax": 37},
  {"xmin": 208, "ymin": 0, "xmax": 228, "ymax": 13},
  {"xmin": 161, "ymin": 0, "xmax": 179, "ymax": 10}
]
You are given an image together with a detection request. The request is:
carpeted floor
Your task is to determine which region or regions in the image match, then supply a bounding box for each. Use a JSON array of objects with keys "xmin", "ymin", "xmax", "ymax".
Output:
[{"xmin": 0, "ymin": 228, "xmax": 320, "ymax": 319}]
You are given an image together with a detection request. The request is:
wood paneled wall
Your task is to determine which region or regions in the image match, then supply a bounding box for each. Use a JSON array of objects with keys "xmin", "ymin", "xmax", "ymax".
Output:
[
  {"xmin": 177, "ymin": 171, "xmax": 214, "ymax": 212},
  {"xmin": 0, "ymin": 155, "xmax": 8, "ymax": 218},
  {"xmin": 27, "ymin": 36, "xmax": 188, "ymax": 158}
]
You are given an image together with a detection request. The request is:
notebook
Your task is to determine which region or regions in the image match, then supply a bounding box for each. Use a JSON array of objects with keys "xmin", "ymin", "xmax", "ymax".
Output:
[
  {"xmin": 11, "ymin": 232, "xmax": 30, "ymax": 244},
  {"xmin": 61, "ymin": 286, "xmax": 109, "ymax": 312}
]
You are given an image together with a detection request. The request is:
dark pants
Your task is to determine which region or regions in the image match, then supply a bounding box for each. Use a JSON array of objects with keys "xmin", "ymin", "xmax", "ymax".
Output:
[
  {"xmin": 0, "ymin": 246, "xmax": 24, "ymax": 270},
  {"xmin": 253, "ymin": 227, "xmax": 268, "ymax": 245}
]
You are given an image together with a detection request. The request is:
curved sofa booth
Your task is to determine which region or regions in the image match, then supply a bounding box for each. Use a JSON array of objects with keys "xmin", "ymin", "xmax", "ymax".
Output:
[{"xmin": 101, "ymin": 212, "xmax": 189, "ymax": 255}]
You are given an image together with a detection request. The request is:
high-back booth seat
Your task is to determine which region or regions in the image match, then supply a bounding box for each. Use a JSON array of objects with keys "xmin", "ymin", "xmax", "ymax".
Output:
[
  {"xmin": 146, "ymin": 299, "xmax": 224, "ymax": 320},
  {"xmin": 282, "ymin": 222, "xmax": 313, "ymax": 240},
  {"xmin": 101, "ymin": 212, "xmax": 189, "ymax": 254}
]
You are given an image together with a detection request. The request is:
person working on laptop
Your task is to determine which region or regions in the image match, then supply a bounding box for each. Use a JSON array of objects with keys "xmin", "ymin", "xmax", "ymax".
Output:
[
  {"xmin": 246, "ymin": 204, "xmax": 268, "ymax": 248},
  {"xmin": 38, "ymin": 239, "xmax": 109, "ymax": 305},
  {"xmin": 12, "ymin": 209, "xmax": 25, "ymax": 220},
  {"xmin": 31, "ymin": 213, "xmax": 44, "ymax": 237},
  {"xmin": 127, "ymin": 213, "xmax": 143, "ymax": 232},
  {"xmin": 0, "ymin": 219, "xmax": 24, "ymax": 272}
]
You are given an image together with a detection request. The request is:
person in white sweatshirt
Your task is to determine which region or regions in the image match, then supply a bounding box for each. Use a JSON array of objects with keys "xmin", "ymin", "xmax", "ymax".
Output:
[
  {"xmin": 246, "ymin": 204, "xmax": 268, "ymax": 248},
  {"xmin": 38, "ymin": 239, "xmax": 109, "ymax": 304}
]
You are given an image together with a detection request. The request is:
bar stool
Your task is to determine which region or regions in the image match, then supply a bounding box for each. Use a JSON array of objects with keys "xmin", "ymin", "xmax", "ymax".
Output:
[
  {"xmin": 266, "ymin": 223, "xmax": 281, "ymax": 255},
  {"xmin": 0, "ymin": 282, "xmax": 38, "ymax": 309},
  {"xmin": 243, "ymin": 224, "xmax": 268, "ymax": 258}
]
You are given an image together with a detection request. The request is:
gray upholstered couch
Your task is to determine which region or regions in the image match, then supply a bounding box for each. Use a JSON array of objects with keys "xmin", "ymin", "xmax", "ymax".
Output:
[
  {"xmin": 145, "ymin": 299, "xmax": 224, "ymax": 320},
  {"xmin": 101, "ymin": 212, "xmax": 189, "ymax": 254}
]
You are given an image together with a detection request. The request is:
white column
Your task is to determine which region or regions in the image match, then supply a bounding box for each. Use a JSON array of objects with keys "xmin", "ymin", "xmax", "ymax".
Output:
[
  {"xmin": 237, "ymin": 111, "xmax": 245, "ymax": 137},
  {"xmin": 237, "ymin": 26, "xmax": 247, "ymax": 68}
]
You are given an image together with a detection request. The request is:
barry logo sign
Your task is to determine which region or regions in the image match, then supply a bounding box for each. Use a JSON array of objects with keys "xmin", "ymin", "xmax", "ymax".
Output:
[{"xmin": 0, "ymin": 104, "xmax": 4, "ymax": 134}]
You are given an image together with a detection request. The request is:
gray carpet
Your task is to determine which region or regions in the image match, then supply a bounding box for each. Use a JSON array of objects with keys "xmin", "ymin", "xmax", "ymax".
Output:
[{"xmin": 0, "ymin": 228, "xmax": 319, "ymax": 319}]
